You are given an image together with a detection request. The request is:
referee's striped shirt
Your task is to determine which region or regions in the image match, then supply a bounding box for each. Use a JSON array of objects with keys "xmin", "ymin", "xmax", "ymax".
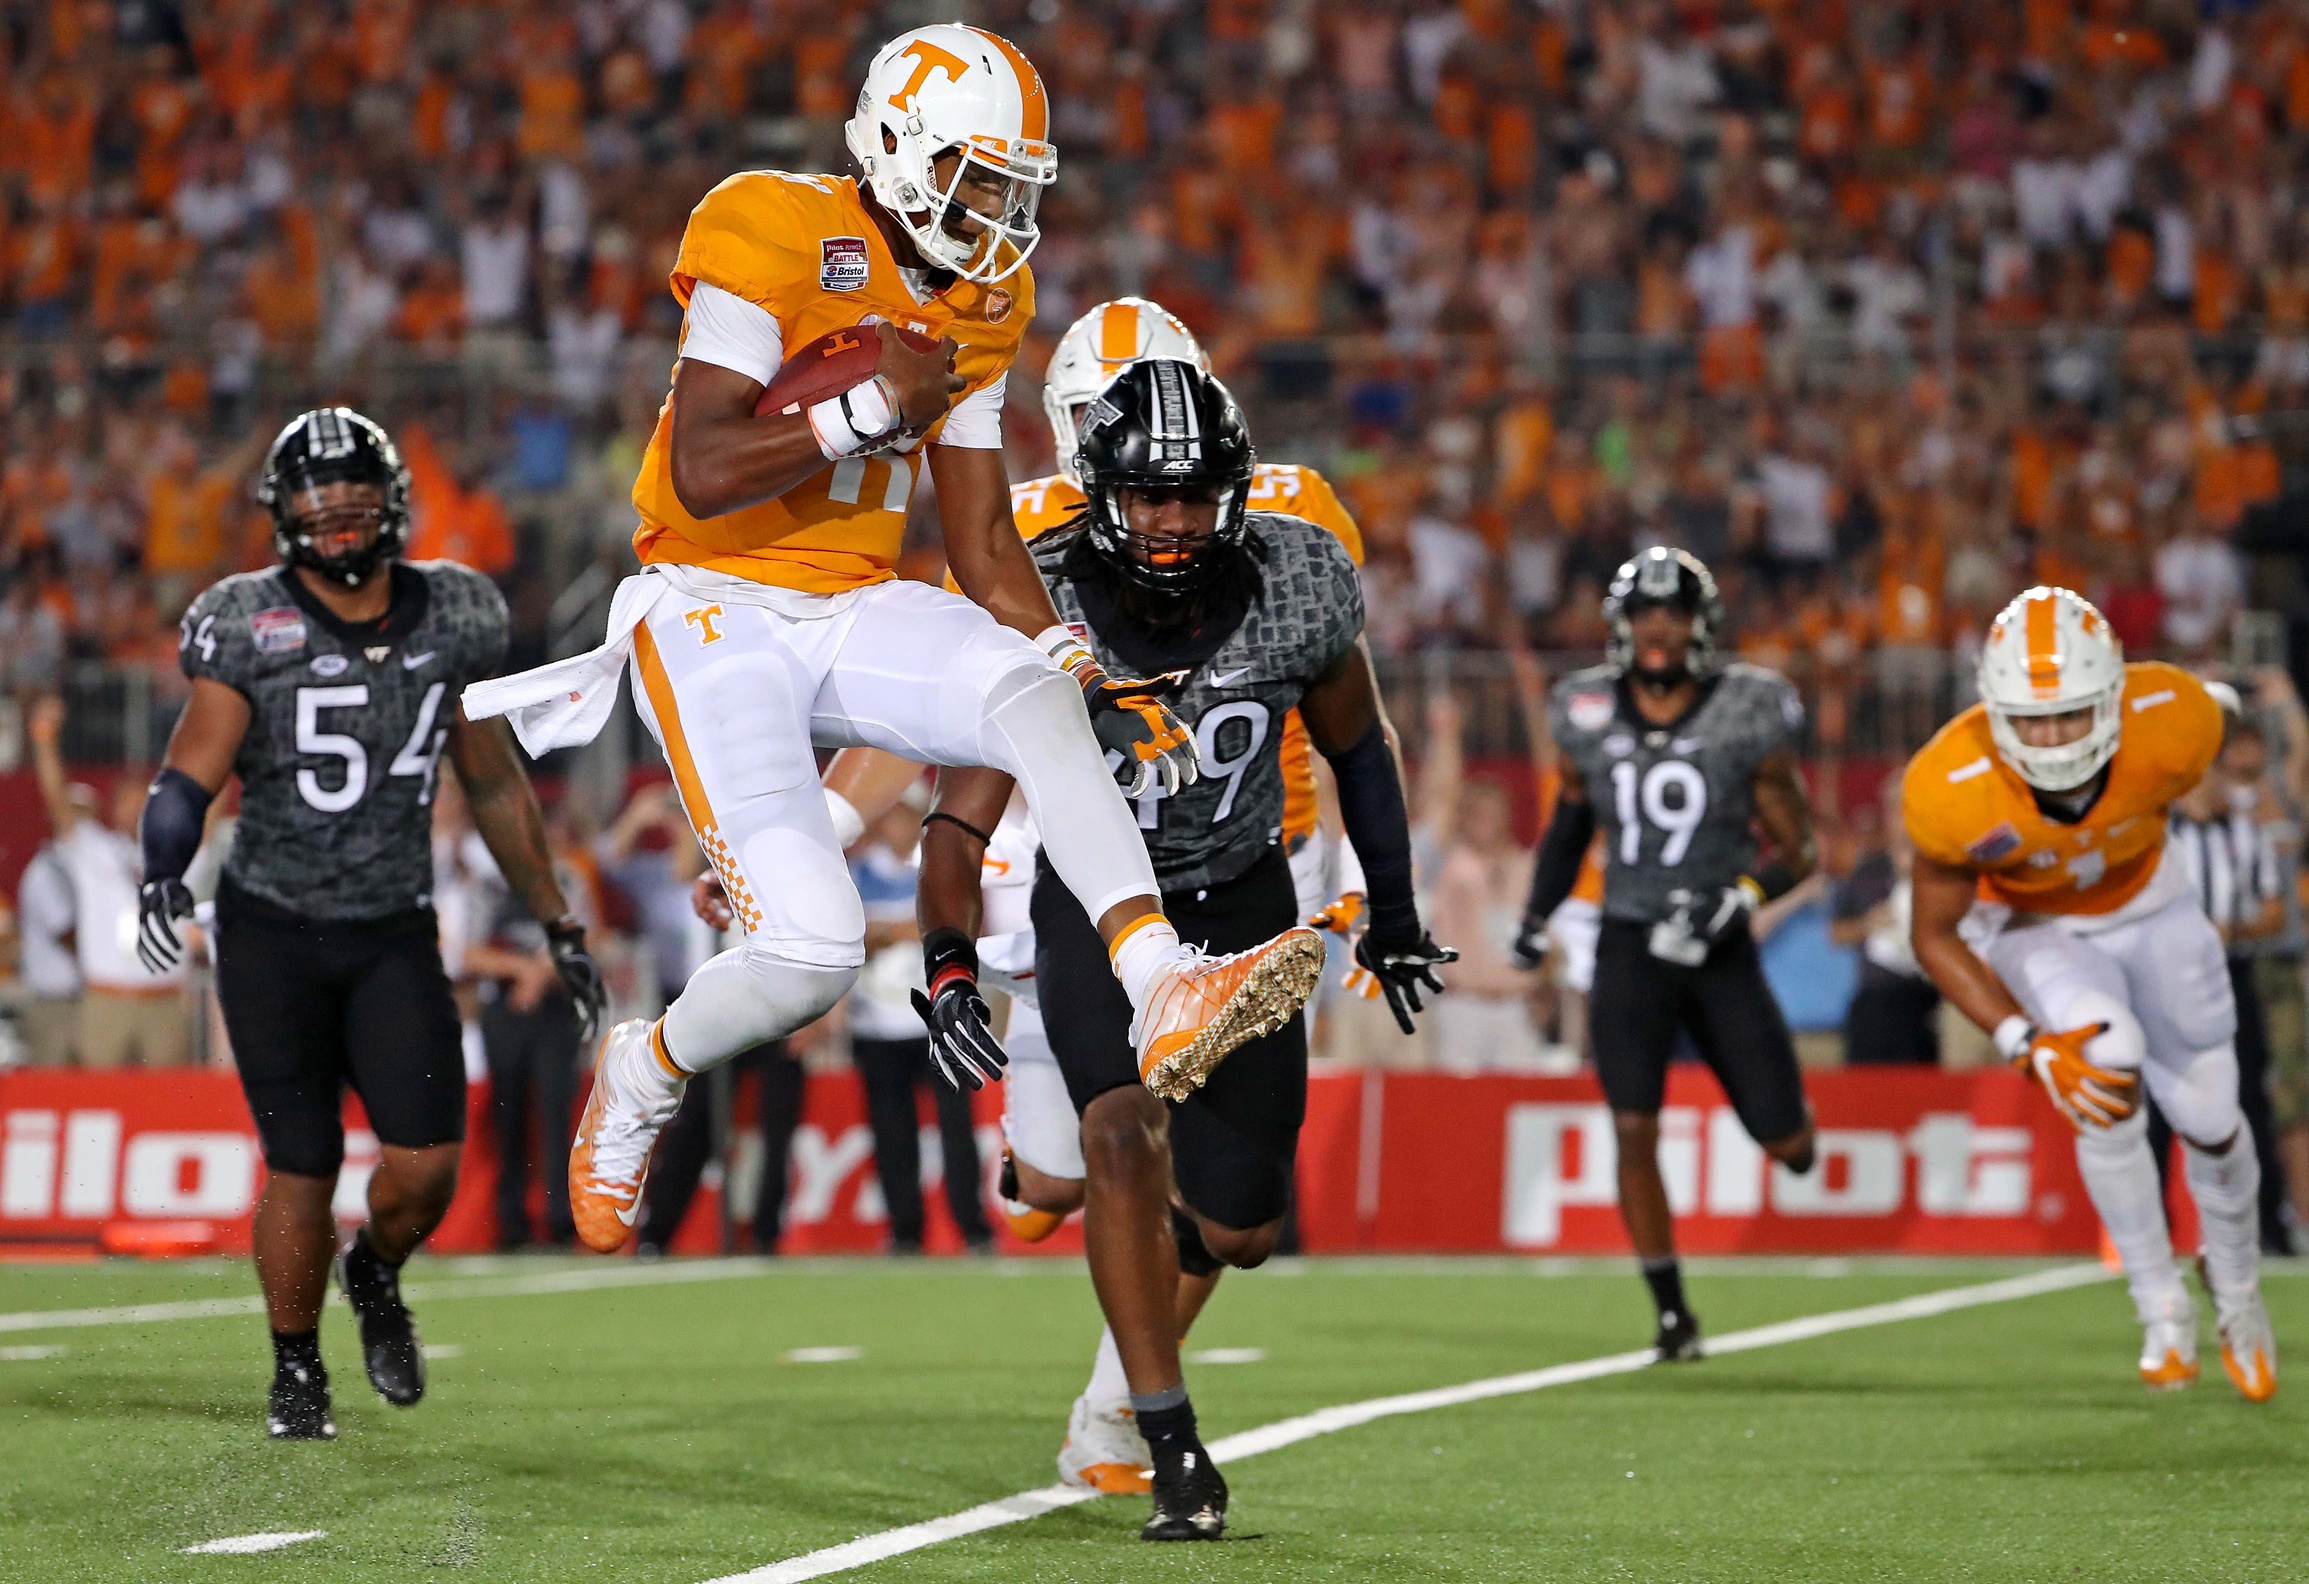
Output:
[{"xmin": 2168, "ymin": 802, "xmax": 2282, "ymax": 947}]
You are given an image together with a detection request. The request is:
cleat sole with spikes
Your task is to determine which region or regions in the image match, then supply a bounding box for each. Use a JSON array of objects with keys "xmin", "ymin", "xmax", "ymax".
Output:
[{"xmin": 1139, "ymin": 929, "xmax": 1325, "ymax": 1102}]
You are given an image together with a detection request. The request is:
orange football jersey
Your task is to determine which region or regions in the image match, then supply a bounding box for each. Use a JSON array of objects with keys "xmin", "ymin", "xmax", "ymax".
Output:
[
  {"xmin": 1902, "ymin": 662, "xmax": 2222, "ymax": 917},
  {"xmin": 1008, "ymin": 461, "xmax": 1364, "ymax": 847},
  {"xmin": 631, "ymin": 171, "xmax": 1035, "ymax": 593}
]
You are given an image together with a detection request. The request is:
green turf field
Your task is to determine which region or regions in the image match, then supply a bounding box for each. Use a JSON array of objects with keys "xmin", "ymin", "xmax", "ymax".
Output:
[{"xmin": 0, "ymin": 1255, "xmax": 2301, "ymax": 1582}]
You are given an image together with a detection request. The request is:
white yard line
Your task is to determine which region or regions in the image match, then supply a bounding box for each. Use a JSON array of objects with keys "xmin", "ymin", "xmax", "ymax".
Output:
[
  {"xmin": 699, "ymin": 1263, "xmax": 2115, "ymax": 1584},
  {"xmin": 0, "ymin": 1257, "xmax": 792, "ymax": 1334},
  {"xmin": 179, "ymin": 1530, "xmax": 326, "ymax": 1555}
]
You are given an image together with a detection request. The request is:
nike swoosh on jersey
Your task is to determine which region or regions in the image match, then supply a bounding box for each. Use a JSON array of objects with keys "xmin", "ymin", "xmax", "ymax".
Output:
[
  {"xmin": 1208, "ymin": 667, "xmax": 1251, "ymax": 686},
  {"xmin": 402, "ymin": 651, "xmax": 436, "ymax": 670}
]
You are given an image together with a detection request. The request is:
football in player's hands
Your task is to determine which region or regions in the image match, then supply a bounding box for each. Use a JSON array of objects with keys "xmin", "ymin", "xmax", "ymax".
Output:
[{"xmin": 754, "ymin": 321, "xmax": 955, "ymax": 431}]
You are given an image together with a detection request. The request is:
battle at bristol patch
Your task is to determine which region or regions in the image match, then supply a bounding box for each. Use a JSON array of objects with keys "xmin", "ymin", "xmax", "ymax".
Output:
[
  {"xmin": 820, "ymin": 236, "xmax": 870, "ymax": 292},
  {"xmin": 1566, "ymin": 690, "xmax": 1615, "ymax": 732},
  {"xmin": 249, "ymin": 606, "xmax": 307, "ymax": 656},
  {"xmin": 1966, "ymin": 822, "xmax": 2023, "ymax": 864}
]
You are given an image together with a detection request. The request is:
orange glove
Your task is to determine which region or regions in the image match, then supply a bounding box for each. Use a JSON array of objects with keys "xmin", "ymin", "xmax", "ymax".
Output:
[
  {"xmin": 1307, "ymin": 891, "xmax": 1367, "ymax": 937},
  {"xmin": 1040, "ymin": 630, "xmax": 1199, "ymax": 798},
  {"xmin": 2014, "ymin": 1022, "xmax": 2138, "ymax": 1129}
]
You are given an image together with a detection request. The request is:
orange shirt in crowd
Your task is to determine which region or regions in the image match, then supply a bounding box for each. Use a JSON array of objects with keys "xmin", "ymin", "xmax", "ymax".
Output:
[
  {"xmin": 401, "ymin": 424, "xmax": 518, "ymax": 577},
  {"xmin": 144, "ymin": 466, "xmax": 239, "ymax": 575},
  {"xmin": 520, "ymin": 62, "xmax": 587, "ymax": 160},
  {"xmin": 1863, "ymin": 57, "xmax": 1928, "ymax": 149}
]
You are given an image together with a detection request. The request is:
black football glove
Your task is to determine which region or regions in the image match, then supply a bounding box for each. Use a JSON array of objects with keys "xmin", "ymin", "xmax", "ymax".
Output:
[
  {"xmin": 911, "ymin": 976, "xmax": 1008, "ymax": 1091},
  {"xmin": 1352, "ymin": 925, "xmax": 1459, "ymax": 1036},
  {"xmin": 1510, "ymin": 913, "xmax": 1550, "ymax": 970},
  {"xmin": 545, "ymin": 917, "xmax": 607, "ymax": 1041},
  {"xmin": 135, "ymin": 877, "xmax": 196, "ymax": 974}
]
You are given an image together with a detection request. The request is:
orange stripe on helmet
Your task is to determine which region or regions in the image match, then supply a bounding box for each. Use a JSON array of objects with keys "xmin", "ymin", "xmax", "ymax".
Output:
[
  {"xmin": 964, "ymin": 26, "xmax": 1049, "ymax": 143},
  {"xmin": 2023, "ymin": 589, "xmax": 2062, "ymax": 698},
  {"xmin": 1098, "ymin": 300, "xmax": 1142, "ymax": 365}
]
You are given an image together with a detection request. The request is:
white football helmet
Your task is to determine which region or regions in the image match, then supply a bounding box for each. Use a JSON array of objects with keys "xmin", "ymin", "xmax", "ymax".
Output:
[
  {"xmin": 1977, "ymin": 586, "xmax": 2126, "ymax": 791},
  {"xmin": 1042, "ymin": 298, "xmax": 1209, "ymax": 483},
  {"xmin": 845, "ymin": 24, "xmax": 1057, "ymax": 284}
]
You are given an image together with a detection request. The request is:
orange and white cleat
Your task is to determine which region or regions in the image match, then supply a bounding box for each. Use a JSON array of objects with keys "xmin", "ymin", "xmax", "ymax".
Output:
[
  {"xmin": 1134, "ymin": 928, "xmax": 1326, "ymax": 1101},
  {"xmin": 1057, "ymin": 1393, "xmax": 1153, "ymax": 1493},
  {"xmin": 2139, "ymin": 1300, "xmax": 2200, "ymax": 1391},
  {"xmin": 2216, "ymin": 1291, "xmax": 2278, "ymax": 1403},
  {"xmin": 569, "ymin": 1019, "xmax": 685, "ymax": 1254}
]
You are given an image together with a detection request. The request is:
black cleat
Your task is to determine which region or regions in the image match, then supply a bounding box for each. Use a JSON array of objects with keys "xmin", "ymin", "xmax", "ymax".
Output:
[
  {"xmin": 1142, "ymin": 1441, "xmax": 1228, "ymax": 1541},
  {"xmin": 1654, "ymin": 1308, "xmax": 1704, "ymax": 1362},
  {"xmin": 267, "ymin": 1356, "xmax": 337, "ymax": 1440},
  {"xmin": 336, "ymin": 1238, "xmax": 426, "ymax": 1406}
]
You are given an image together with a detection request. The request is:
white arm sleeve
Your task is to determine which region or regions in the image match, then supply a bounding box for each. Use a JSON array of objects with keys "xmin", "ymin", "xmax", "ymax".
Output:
[
  {"xmin": 679, "ymin": 281, "xmax": 784, "ymax": 387},
  {"xmin": 934, "ymin": 371, "xmax": 1008, "ymax": 448}
]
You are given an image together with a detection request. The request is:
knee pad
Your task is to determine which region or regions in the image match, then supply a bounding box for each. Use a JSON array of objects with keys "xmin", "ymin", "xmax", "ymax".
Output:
[
  {"xmin": 977, "ymin": 662, "xmax": 1090, "ymax": 772},
  {"xmin": 2064, "ymin": 991, "xmax": 2147, "ymax": 1074},
  {"xmin": 2155, "ymin": 1042, "xmax": 2245, "ymax": 1149},
  {"xmin": 736, "ymin": 945, "xmax": 855, "ymax": 1027}
]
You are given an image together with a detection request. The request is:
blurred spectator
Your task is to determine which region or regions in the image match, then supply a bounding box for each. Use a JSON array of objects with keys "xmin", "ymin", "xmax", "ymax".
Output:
[
  {"xmin": 595, "ymin": 784, "xmax": 701, "ymax": 1015},
  {"xmin": 1427, "ymin": 774, "xmax": 1541, "ymax": 1072},
  {"xmin": 29, "ymin": 696, "xmax": 192, "ymax": 1067},
  {"xmin": 462, "ymin": 806, "xmax": 594, "ymax": 1251},
  {"xmin": 1830, "ymin": 780, "xmax": 1939, "ymax": 1065},
  {"xmin": 848, "ymin": 797, "xmax": 990, "ymax": 1254},
  {"xmin": 11, "ymin": 834, "xmax": 81, "ymax": 1065}
]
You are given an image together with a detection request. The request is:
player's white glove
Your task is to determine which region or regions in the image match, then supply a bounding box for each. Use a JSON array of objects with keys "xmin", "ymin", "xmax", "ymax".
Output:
[
  {"xmin": 1649, "ymin": 886, "xmax": 1754, "ymax": 966},
  {"xmin": 136, "ymin": 878, "xmax": 196, "ymax": 974}
]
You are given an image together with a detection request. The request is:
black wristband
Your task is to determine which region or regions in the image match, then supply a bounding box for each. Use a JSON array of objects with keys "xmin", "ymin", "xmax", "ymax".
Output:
[
  {"xmin": 544, "ymin": 915, "xmax": 585, "ymax": 947},
  {"xmin": 922, "ymin": 926, "xmax": 978, "ymax": 994}
]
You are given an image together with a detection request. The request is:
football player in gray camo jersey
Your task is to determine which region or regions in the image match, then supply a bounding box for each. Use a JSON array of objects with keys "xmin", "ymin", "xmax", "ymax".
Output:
[
  {"xmin": 908, "ymin": 361, "xmax": 1451, "ymax": 1540},
  {"xmin": 136, "ymin": 408, "xmax": 605, "ymax": 1442},
  {"xmin": 1514, "ymin": 547, "xmax": 1820, "ymax": 1363}
]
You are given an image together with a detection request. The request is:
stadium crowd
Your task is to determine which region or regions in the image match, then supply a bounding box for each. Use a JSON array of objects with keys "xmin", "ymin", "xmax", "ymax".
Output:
[{"xmin": 5, "ymin": 1, "xmax": 2309, "ymax": 1247}]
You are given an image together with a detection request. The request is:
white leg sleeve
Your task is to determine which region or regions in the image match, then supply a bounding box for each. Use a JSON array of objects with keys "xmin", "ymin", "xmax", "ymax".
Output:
[
  {"xmin": 2075, "ymin": 1110, "xmax": 2188, "ymax": 1324},
  {"xmin": 661, "ymin": 945, "xmax": 855, "ymax": 1075},
  {"xmin": 978, "ymin": 664, "xmax": 1159, "ymax": 923},
  {"xmin": 1084, "ymin": 1324, "xmax": 1131, "ymax": 1412},
  {"xmin": 2183, "ymin": 1126, "xmax": 2263, "ymax": 1315}
]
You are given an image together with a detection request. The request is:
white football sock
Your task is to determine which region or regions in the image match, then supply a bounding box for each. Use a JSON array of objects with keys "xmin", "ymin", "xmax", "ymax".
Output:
[
  {"xmin": 2182, "ymin": 1131, "xmax": 2262, "ymax": 1315},
  {"xmin": 1108, "ymin": 918, "xmax": 1185, "ymax": 1013},
  {"xmin": 1083, "ymin": 1325, "xmax": 1131, "ymax": 1412},
  {"xmin": 659, "ymin": 946, "xmax": 855, "ymax": 1075},
  {"xmin": 2074, "ymin": 1119, "xmax": 2186, "ymax": 1324},
  {"xmin": 613, "ymin": 1022, "xmax": 685, "ymax": 1106},
  {"xmin": 978, "ymin": 665, "xmax": 1165, "ymax": 934}
]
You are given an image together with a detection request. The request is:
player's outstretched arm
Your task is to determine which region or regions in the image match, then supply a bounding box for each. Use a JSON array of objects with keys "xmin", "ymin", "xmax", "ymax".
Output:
[
  {"xmin": 133, "ymin": 678, "xmax": 254, "ymax": 973},
  {"xmin": 667, "ymin": 325, "xmax": 961, "ymax": 520},
  {"xmin": 908, "ymin": 766, "xmax": 1015, "ymax": 1091},
  {"xmin": 447, "ymin": 706, "xmax": 605, "ymax": 1037},
  {"xmin": 1303, "ymin": 638, "xmax": 1456, "ymax": 1033}
]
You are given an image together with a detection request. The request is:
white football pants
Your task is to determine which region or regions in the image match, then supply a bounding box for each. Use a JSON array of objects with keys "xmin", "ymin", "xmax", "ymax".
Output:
[
  {"xmin": 1981, "ymin": 887, "xmax": 2258, "ymax": 1321},
  {"xmin": 630, "ymin": 575, "xmax": 1160, "ymax": 1072}
]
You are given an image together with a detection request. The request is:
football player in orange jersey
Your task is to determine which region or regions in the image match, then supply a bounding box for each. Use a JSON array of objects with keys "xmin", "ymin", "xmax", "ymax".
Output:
[
  {"xmin": 1904, "ymin": 587, "xmax": 2277, "ymax": 1400},
  {"xmin": 462, "ymin": 25, "xmax": 1324, "ymax": 1255}
]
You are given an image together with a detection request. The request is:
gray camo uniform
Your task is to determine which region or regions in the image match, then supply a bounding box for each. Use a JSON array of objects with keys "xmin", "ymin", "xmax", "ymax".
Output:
[
  {"xmin": 1550, "ymin": 662, "xmax": 1803, "ymax": 924},
  {"xmin": 1036, "ymin": 511, "xmax": 1363, "ymax": 896},
  {"xmin": 178, "ymin": 560, "xmax": 508, "ymax": 922}
]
